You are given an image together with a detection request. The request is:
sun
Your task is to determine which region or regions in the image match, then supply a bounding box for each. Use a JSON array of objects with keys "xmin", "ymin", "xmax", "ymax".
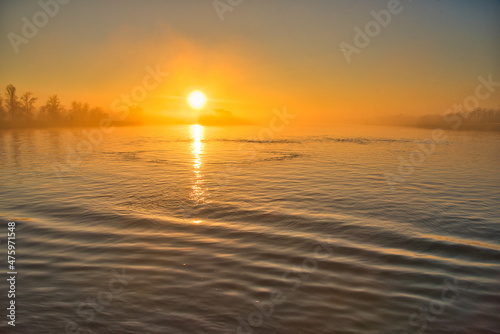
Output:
[{"xmin": 188, "ymin": 91, "xmax": 207, "ymax": 110}]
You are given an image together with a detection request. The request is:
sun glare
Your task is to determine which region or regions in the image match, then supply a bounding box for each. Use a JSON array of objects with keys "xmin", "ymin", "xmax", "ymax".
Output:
[{"xmin": 188, "ymin": 91, "xmax": 207, "ymax": 110}]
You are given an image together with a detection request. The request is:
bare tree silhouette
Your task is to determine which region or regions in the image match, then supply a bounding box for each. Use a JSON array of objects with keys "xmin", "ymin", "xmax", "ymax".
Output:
[
  {"xmin": 20, "ymin": 92, "xmax": 37, "ymax": 121},
  {"xmin": 68, "ymin": 101, "xmax": 90, "ymax": 122},
  {"xmin": 0, "ymin": 96, "xmax": 5, "ymax": 121},
  {"xmin": 5, "ymin": 84, "xmax": 19, "ymax": 121},
  {"xmin": 39, "ymin": 94, "xmax": 64, "ymax": 121}
]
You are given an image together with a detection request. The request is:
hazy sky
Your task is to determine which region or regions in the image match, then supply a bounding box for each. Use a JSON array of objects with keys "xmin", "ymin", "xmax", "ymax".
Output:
[{"xmin": 1, "ymin": 0, "xmax": 499, "ymax": 124}]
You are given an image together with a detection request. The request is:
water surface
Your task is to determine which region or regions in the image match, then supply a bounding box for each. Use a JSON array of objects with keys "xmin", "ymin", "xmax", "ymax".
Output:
[{"xmin": 0, "ymin": 125, "xmax": 499, "ymax": 333}]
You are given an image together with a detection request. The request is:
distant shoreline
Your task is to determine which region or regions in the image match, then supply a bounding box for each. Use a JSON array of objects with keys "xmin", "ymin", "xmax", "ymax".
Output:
[
  {"xmin": 1, "ymin": 120, "xmax": 500, "ymax": 132},
  {"xmin": 387, "ymin": 122, "xmax": 500, "ymax": 132},
  {"xmin": 0, "ymin": 120, "xmax": 142, "ymax": 130}
]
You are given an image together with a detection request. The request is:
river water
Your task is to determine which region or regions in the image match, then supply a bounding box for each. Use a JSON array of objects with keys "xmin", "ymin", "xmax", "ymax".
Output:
[{"xmin": 0, "ymin": 124, "xmax": 499, "ymax": 333}]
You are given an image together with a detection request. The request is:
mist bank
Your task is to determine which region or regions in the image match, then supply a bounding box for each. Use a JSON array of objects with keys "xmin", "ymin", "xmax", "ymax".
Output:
[
  {"xmin": 359, "ymin": 108, "xmax": 500, "ymax": 132},
  {"xmin": 0, "ymin": 84, "xmax": 146, "ymax": 129},
  {"xmin": 0, "ymin": 84, "xmax": 258, "ymax": 129},
  {"xmin": 2, "ymin": 84, "xmax": 499, "ymax": 131}
]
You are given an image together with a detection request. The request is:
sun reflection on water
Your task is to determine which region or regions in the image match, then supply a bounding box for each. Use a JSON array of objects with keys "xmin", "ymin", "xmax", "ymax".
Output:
[
  {"xmin": 191, "ymin": 124, "xmax": 203, "ymax": 171},
  {"xmin": 189, "ymin": 124, "xmax": 205, "ymax": 223}
]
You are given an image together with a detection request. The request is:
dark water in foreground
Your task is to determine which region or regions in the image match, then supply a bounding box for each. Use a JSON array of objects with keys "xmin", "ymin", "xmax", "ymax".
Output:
[{"xmin": 0, "ymin": 125, "xmax": 499, "ymax": 334}]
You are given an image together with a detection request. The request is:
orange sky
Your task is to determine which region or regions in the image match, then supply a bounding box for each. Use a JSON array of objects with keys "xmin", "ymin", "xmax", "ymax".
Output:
[{"xmin": 1, "ymin": 0, "xmax": 499, "ymax": 125}]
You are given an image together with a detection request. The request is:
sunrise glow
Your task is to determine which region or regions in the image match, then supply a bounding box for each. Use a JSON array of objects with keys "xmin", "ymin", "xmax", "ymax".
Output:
[{"xmin": 188, "ymin": 91, "xmax": 207, "ymax": 110}]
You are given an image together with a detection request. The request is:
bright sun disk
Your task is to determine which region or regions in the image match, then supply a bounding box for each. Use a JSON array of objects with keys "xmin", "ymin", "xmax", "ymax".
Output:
[{"xmin": 188, "ymin": 91, "xmax": 207, "ymax": 110}]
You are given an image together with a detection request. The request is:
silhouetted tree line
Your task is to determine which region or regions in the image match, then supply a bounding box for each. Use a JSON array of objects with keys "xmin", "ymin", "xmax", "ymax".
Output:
[
  {"xmin": 365, "ymin": 107, "xmax": 500, "ymax": 131},
  {"xmin": 0, "ymin": 84, "xmax": 143, "ymax": 128},
  {"xmin": 417, "ymin": 108, "xmax": 500, "ymax": 127}
]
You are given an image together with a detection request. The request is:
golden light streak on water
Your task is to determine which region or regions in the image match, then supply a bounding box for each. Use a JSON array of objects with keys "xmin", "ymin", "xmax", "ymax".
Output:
[{"xmin": 190, "ymin": 124, "xmax": 205, "ymax": 222}]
